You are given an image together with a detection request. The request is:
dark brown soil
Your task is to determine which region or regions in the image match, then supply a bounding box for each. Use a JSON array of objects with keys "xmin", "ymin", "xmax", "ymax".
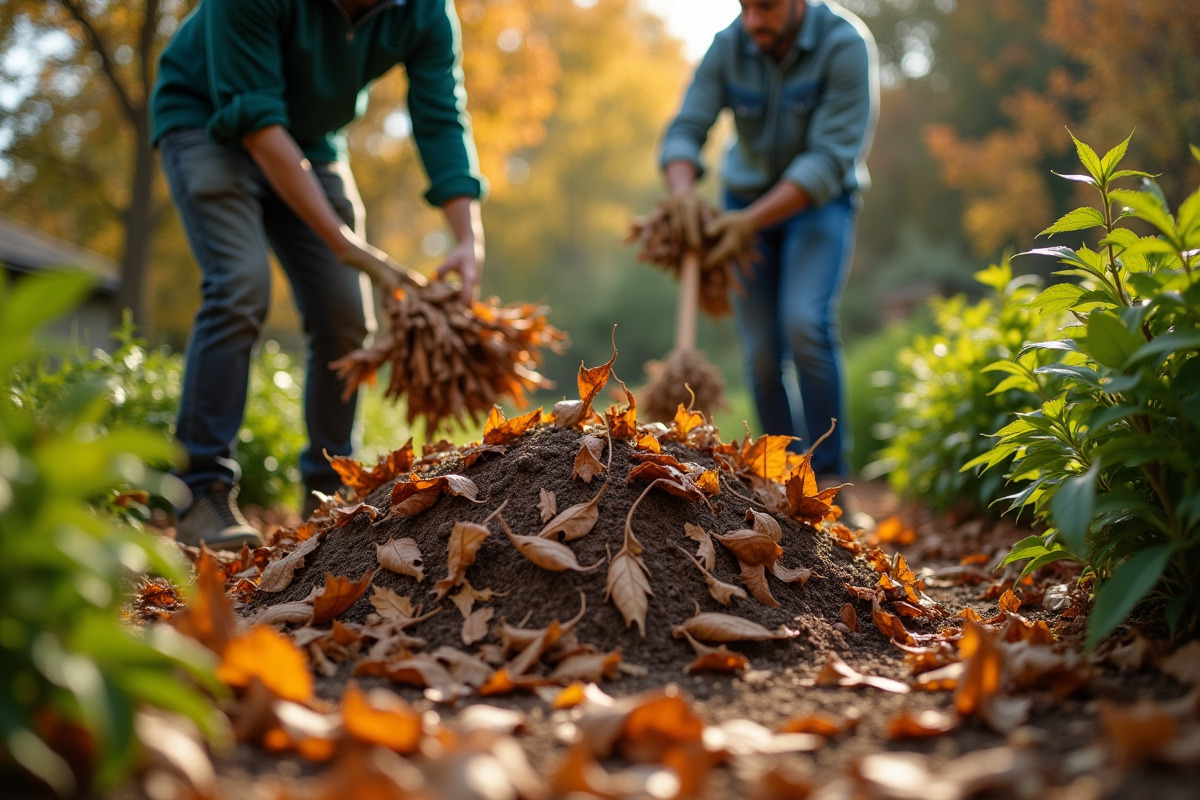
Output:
[{"xmin": 250, "ymin": 424, "xmax": 895, "ymax": 681}]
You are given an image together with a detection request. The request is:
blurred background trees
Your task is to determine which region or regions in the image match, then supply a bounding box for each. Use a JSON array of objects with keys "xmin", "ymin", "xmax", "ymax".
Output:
[{"xmin": 3, "ymin": 0, "xmax": 1199, "ymax": 458}]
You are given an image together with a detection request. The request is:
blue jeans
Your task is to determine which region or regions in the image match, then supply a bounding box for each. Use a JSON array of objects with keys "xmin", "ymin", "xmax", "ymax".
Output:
[
  {"xmin": 159, "ymin": 127, "xmax": 374, "ymax": 502},
  {"xmin": 727, "ymin": 190, "xmax": 858, "ymax": 477}
]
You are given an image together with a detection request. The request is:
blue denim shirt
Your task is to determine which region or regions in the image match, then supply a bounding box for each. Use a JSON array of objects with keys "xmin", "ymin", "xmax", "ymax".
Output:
[{"xmin": 660, "ymin": 0, "xmax": 878, "ymax": 207}]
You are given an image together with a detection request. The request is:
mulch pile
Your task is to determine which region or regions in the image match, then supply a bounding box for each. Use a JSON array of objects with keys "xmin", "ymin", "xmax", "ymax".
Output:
[{"xmin": 250, "ymin": 424, "xmax": 888, "ymax": 681}]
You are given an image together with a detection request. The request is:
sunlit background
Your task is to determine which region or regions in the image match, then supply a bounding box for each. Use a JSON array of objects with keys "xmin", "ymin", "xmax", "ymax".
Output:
[{"xmin": 3, "ymin": 0, "xmax": 1200, "ymax": 468}]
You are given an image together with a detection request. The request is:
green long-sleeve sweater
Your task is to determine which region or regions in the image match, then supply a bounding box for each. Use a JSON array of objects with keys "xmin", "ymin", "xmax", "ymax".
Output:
[{"xmin": 151, "ymin": 0, "xmax": 484, "ymax": 205}]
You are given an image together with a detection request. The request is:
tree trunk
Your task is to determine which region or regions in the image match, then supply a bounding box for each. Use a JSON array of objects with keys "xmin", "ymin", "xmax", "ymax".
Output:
[{"xmin": 116, "ymin": 110, "xmax": 155, "ymax": 328}]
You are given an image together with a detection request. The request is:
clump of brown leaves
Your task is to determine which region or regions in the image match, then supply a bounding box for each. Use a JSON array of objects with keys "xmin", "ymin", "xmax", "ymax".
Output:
[
  {"xmin": 625, "ymin": 199, "xmax": 753, "ymax": 317},
  {"xmin": 639, "ymin": 349, "xmax": 726, "ymax": 423},
  {"xmin": 331, "ymin": 280, "xmax": 570, "ymax": 437}
]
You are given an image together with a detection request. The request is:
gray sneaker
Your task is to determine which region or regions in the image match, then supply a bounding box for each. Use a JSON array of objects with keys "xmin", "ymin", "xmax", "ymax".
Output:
[{"xmin": 175, "ymin": 483, "xmax": 263, "ymax": 551}]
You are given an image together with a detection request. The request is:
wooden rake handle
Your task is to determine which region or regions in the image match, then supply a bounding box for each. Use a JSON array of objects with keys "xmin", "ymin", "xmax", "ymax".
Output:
[{"xmin": 675, "ymin": 250, "xmax": 700, "ymax": 352}]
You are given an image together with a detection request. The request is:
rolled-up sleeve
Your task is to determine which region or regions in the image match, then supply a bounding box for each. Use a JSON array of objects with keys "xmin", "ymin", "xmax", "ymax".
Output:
[
  {"xmin": 659, "ymin": 38, "xmax": 727, "ymax": 179},
  {"xmin": 782, "ymin": 32, "xmax": 877, "ymax": 205},
  {"xmin": 406, "ymin": 0, "xmax": 486, "ymax": 206},
  {"xmin": 203, "ymin": 0, "xmax": 289, "ymax": 146}
]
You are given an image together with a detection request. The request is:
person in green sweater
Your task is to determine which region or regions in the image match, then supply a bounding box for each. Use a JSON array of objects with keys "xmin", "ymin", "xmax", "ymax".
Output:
[{"xmin": 152, "ymin": 0, "xmax": 486, "ymax": 549}]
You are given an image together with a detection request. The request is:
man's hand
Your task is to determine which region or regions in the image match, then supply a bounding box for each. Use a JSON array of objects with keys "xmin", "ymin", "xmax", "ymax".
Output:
[
  {"xmin": 703, "ymin": 208, "xmax": 758, "ymax": 267},
  {"xmin": 338, "ymin": 237, "xmax": 425, "ymax": 293},
  {"xmin": 435, "ymin": 239, "xmax": 484, "ymax": 303},
  {"xmin": 664, "ymin": 188, "xmax": 705, "ymax": 250}
]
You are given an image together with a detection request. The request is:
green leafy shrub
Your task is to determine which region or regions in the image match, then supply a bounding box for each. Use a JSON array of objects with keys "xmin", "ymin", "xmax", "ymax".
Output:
[
  {"xmin": 844, "ymin": 309, "xmax": 934, "ymax": 474},
  {"xmin": 1, "ymin": 272, "xmax": 222, "ymax": 794},
  {"xmin": 12, "ymin": 328, "xmax": 312, "ymax": 510},
  {"xmin": 873, "ymin": 259, "xmax": 1059, "ymax": 514},
  {"xmin": 967, "ymin": 135, "xmax": 1200, "ymax": 647}
]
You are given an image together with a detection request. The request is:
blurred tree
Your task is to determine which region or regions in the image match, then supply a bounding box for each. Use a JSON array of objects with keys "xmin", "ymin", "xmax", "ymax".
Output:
[
  {"xmin": 0, "ymin": 0, "xmax": 197, "ymax": 327},
  {"xmin": 923, "ymin": 0, "xmax": 1200, "ymax": 255}
]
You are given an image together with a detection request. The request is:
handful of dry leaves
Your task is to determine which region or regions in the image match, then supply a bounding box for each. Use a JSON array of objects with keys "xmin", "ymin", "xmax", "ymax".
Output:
[
  {"xmin": 331, "ymin": 280, "xmax": 569, "ymax": 437},
  {"xmin": 625, "ymin": 198, "xmax": 755, "ymax": 317}
]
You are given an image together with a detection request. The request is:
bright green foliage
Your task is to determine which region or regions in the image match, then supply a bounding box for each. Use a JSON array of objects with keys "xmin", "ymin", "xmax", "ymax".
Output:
[
  {"xmin": 0, "ymin": 272, "xmax": 223, "ymax": 794},
  {"xmin": 875, "ymin": 260, "xmax": 1060, "ymax": 514},
  {"xmin": 844, "ymin": 310, "xmax": 936, "ymax": 474},
  {"xmin": 967, "ymin": 134, "xmax": 1200, "ymax": 648}
]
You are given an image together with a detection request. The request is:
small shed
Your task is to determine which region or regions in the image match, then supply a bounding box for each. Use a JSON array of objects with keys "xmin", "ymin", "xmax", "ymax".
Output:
[{"xmin": 0, "ymin": 214, "xmax": 120, "ymax": 350}]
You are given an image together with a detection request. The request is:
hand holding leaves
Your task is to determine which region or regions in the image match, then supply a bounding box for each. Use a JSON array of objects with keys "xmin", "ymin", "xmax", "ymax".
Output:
[{"xmin": 703, "ymin": 208, "xmax": 758, "ymax": 268}]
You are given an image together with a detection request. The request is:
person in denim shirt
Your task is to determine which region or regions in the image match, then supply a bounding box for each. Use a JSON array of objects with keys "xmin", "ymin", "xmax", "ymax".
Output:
[
  {"xmin": 152, "ymin": 0, "xmax": 486, "ymax": 549},
  {"xmin": 660, "ymin": 0, "xmax": 878, "ymax": 521}
]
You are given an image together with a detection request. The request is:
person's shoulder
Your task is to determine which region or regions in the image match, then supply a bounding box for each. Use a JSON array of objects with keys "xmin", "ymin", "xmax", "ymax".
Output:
[{"xmin": 816, "ymin": 1, "xmax": 875, "ymax": 46}]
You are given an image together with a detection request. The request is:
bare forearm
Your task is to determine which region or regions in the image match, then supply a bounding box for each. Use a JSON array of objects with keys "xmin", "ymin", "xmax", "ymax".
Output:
[
  {"xmin": 442, "ymin": 195, "xmax": 483, "ymax": 254},
  {"xmin": 664, "ymin": 160, "xmax": 698, "ymax": 195},
  {"xmin": 241, "ymin": 125, "xmax": 353, "ymax": 256},
  {"xmin": 745, "ymin": 180, "xmax": 810, "ymax": 229}
]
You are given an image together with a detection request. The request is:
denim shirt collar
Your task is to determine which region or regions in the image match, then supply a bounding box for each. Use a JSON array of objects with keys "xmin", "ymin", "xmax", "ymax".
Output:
[{"xmin": 741, "ymin": 0, "xmax": 821, "ymax": 58}]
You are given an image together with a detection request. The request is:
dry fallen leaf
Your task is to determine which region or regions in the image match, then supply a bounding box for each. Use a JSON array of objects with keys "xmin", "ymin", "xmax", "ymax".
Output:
[
  {"xmin": 328, "ymin": 441, "xmax": 414, "ymax": 497},
  {"xmin": 573, "ymin": 434, "xmax": 608, "ymax": 483},
  {"xmin": 390, "ymin": 473, "xmax": 483, "ymax": 517},
  {"xmin": 713, "ymin": 528, "xmax": 783, "ymax": 568},
  {"xmin": 500, "ymin": 513, "xmax": 604, "ymax": 572},
  {"xmin": 340, "ymin": 683, "xmax": 424, "ymax": 753},
  {"xmin": 839, "ymin": 603, "xmax": 859, "ymax": 632},
  {"xmin": 678, "ymin": 630, "xmax": 750, "ymax": 674},
  {"xmin": 374, "ymin": 537, "xmax": 424, "ymax": 581},
  {"xmin": 218, "ymin": 625, "xmax": 313, "ymax": 702},
  {"xmin": 684, "ymin": 522, "xmax": 716, "ymax": 571},
  {"xmin": 310, "ymin": 571, "xmax": 373, "ymax": 626},
  {"xmin": 259, "ymin": 533, "xmax": 324, "ymax": 593},
  {"xmin": 482, "ymin": 405, "xmax": 543, "ymax": 445},
  {"xmin": 737, "ymin": 562, "xmax": 779, "ymax": 607},
  {"xmin": 550, "ymin": 650, "xmax": 623, "ymax": 683},
  {"xmin": 671, "ymin": 609, "xmax": 799, "ymax": 644},
  {"xmin": 541, "ymin": 424, "xmax": 613, "ymax": 541},
  {"xmin": 605, "ymin": 481, "xmax": 657, "ymax": 636},
  {"xmin": 247, "ymin": 600, "xmax": 314, "ymax": 628},
  {"xmin": 433, "ymin": 504, "xmax": 503, "ymax": 600},
  {"xmin": 462, "ymin": 606, "xmax": 494, "ymax": 646},
  {"xmin": 886, "ymin": 708, "xmax": 959, "ymax": 740},
  {"xmin": 448, "ymin": 581, "xmax": 506, "ymax": 618},
  {"xmin": 813, "ymin": 653, "xmax": 910, "ymax": 694},
  {"xmin": 778, "ymin": 709, "xmax": 860, "ymax": 737},
  {"xmin": 674, "ymin": 544, "xmax": 747, "ymax": 606},
  {"xmin": 354, "ymin": 654, "xmax": 461, "ymax": 700},
  {"xmin": 537, "ymin": 488, "xmax": 557, "ymax": 523},
  {"xmin": 955, "ymin": 622, "xmax": 1031, "ymax": 733}
]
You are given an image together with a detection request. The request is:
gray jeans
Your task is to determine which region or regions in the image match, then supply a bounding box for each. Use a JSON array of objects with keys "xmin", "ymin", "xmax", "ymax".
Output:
[{"xmin": 158, "ymin": 127, "xmax": 375, "ymax": 501}]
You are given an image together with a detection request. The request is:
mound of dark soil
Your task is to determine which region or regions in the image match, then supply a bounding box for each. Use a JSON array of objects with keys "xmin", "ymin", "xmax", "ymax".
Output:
[{"xmin": 248, "ymin": 424, "xmax": 893, "ymax": 686}]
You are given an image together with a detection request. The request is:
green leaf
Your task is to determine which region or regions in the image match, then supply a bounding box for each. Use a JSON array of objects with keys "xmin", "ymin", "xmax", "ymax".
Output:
[
  {"xmin": 1069, "ymin": 132, "xmax": 1104, "ymax": 182},
  {"xmin": 1086, "ymin": 545, "xmax": 1173, "ymax": 650},
  {"xmin": 1191, "ymin": 144, "xmax": 1200, "ymax": 164},
  {"xmin": 1039, "ymin": 207, "xmax": 1106, "ymax": 237},
  {"xmin": 1000, "ymin": 534, "xmax": 1054, "ymax": 566},
  {"xmin": 1084, "ymin": 310, "xmax": 1140, "ymax": 368},
  {"xmin": 1019, "ymin": 549, "xmax": 1079, "ymax": 581},
  {"xmin": 1127, "ymin": 330, "xmax": 1200, "ymax": 364},
  {"xmin": 1099, "ymin": 133, "xmax": 1132, "ymax": 178},
  {"xmin": 1051, "ymin": 462, "xmax": 1098, "ymax": 556},
  {"xmin": 1110, "ymin": 189, "xmax": 1178, "ymax": 239},
  {"xmin": 1052, "ymin": 172, "xmax": 1099, "ymax": 188},
  {"xmin": 1108, "ymin": 169, "xmax": 1155, "ymax": 182},
  {"xmin": 1030, "ymin": 282, "xmax": 1086, "ymax": 315},
  {"xmin": 1033, "ymin": 363, "xmax": 1101, "ymax": 389}
]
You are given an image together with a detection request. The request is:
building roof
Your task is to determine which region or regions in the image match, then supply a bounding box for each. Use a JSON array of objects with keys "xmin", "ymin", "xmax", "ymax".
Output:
[{"xmin": 0, "ymin": 214, "xmax": 119, "ymax": 292}]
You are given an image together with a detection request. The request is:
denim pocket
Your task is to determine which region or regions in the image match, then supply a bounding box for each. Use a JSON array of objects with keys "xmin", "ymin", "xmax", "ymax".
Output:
[{"xmin": 727, "ymin": 83, "xmax": 768, "ymax": 146}]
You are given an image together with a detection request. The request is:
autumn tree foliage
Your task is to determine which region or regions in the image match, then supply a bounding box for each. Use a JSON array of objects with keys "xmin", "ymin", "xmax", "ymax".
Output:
[{"xmin": 924, "ymin": 0, "xmax": 1200, "ymax": 256}]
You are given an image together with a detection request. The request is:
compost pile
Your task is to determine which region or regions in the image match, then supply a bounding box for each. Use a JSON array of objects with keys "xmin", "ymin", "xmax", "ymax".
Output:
[
  {"xmin": 229, "ymin": 350, "xmax": 944, "ymax": 696},
  {"xmin": 625, "ymin": 200, "xmax": 753, "ymax": 318},
  {"xmin": 331, "ymin": 280, "xmax": 570, "ymax": 438}
]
